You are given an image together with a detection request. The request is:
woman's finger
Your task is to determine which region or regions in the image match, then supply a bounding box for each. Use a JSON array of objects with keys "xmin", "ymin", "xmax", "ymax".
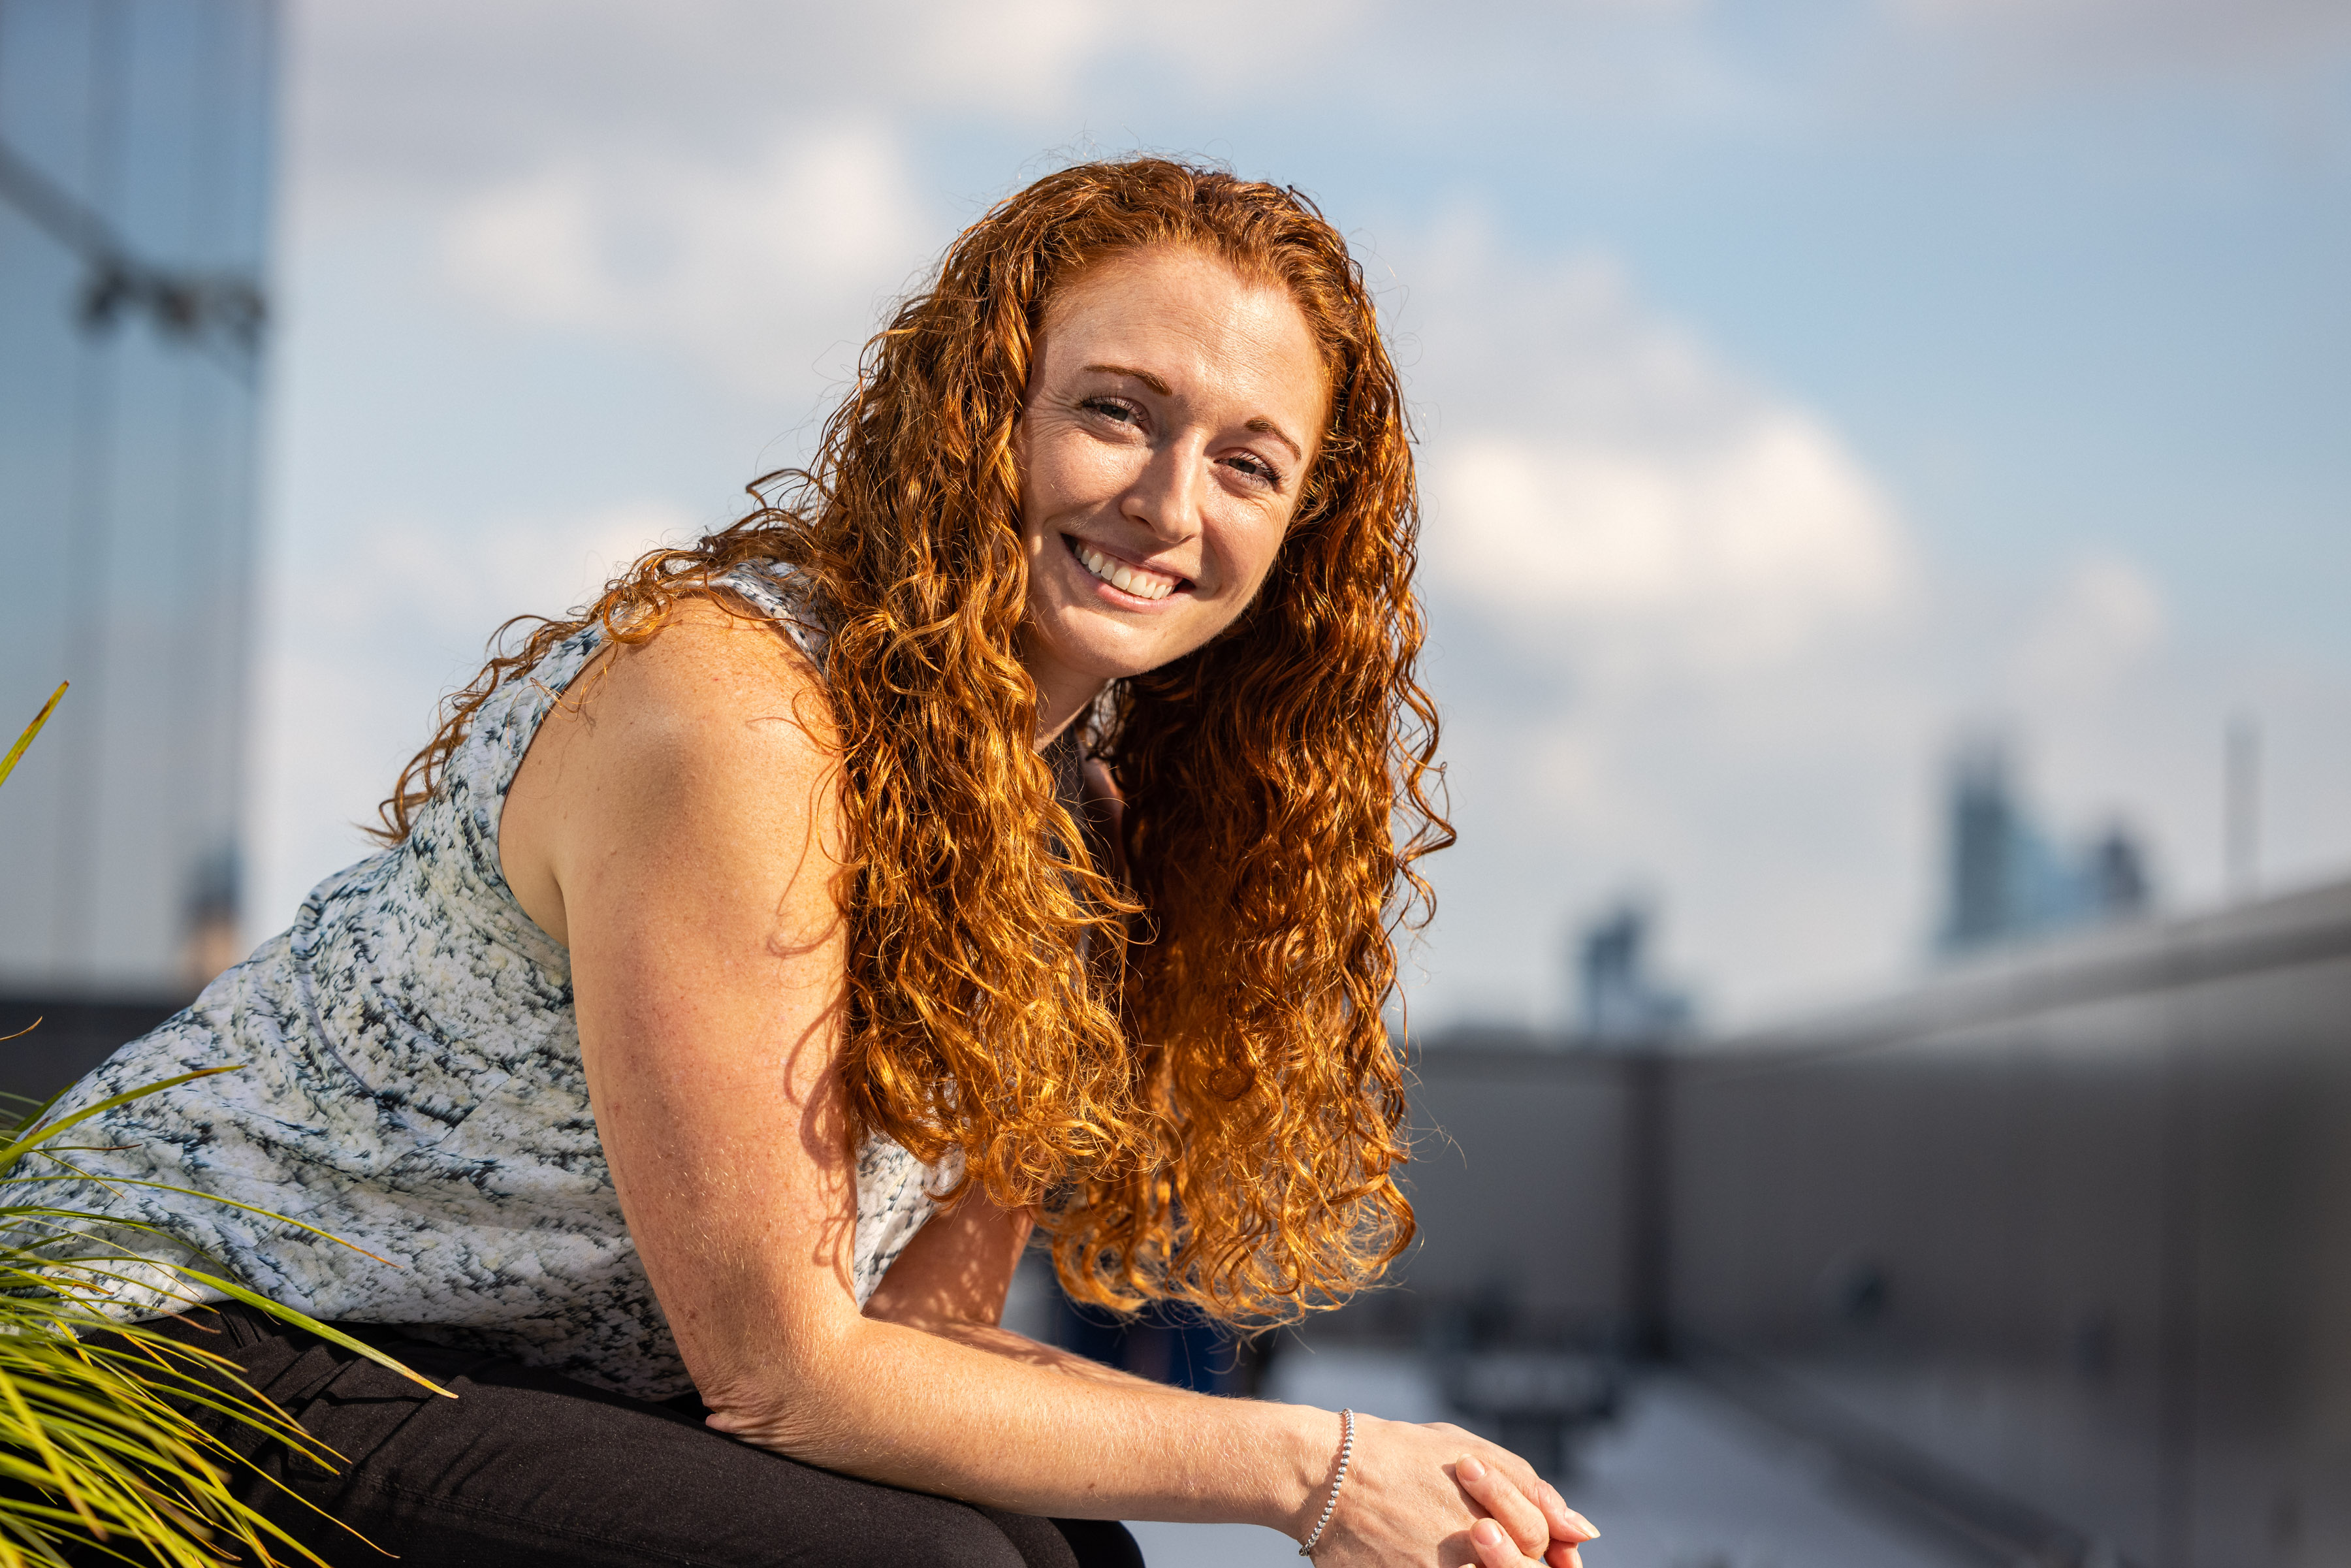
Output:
[
  {"xmin": 1467, "ymin": 1518, "xmax": 1546, "ymax": 1568},
  {"xmin": 1471, "ymin": 1448, "xmax": 1598, "ymax": 1546},
  {"xmin": 1537, "ymin": 1479, "xmax": 1601, "ymax": 1544},
  {"xmin": 1454, "ymin": 1455, "xmax": 1550, "ymax": 1557},
  {"xmin": 1544, "ymin": 1541, "xmax": 1584, "ymax": 1568}
]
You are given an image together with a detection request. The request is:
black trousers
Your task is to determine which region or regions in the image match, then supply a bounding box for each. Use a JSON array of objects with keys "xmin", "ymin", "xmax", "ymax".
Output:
[{"xmin": 95, "ymin": 1304, "xmax": 1143, "ymax": 1568}]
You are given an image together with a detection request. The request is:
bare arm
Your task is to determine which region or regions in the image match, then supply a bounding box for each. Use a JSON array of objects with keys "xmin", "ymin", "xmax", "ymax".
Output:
[
  {"xmin": 497, "ymin": 601, "xmax": 1594, "ymax": 1562},
  {"xmin": 858, "ymin": 1189, "xmax": 1169, "ymax": 1392}
]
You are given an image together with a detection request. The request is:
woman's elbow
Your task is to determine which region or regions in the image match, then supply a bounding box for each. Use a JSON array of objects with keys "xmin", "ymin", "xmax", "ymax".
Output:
[{"xmin": 685, "ymin": 1317, "xmax": 866, "ymax": 1454}]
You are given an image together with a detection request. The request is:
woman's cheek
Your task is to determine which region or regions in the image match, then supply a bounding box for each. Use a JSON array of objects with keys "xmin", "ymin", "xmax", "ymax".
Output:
[
  {"xmin": 1062, "ymin": 433, "xmax": 1136, "ymax": 503},
  {"xmin": 1229, "ymin": 512, "xmax": 1289, "ymax": 598},
  {"xmin": 1021, "ymin": 435, "xmax": 1087, "ymax": 523}
]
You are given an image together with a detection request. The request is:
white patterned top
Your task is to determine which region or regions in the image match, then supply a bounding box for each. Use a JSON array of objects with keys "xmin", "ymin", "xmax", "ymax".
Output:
[{"xmin": 23, "ymin": 563, "xmax": 955, "ymax": 1399}]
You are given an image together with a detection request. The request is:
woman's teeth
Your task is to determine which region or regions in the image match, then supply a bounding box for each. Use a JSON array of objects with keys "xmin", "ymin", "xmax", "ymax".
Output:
[{"xmin": 1074, "ymin": 541, "xmax": 1179, "ymax": 601}]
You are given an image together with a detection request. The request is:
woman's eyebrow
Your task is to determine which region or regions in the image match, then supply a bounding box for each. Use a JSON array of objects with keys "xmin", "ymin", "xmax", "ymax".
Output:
[
  {"xmin": 1083, "ymin": 363, "xmax": 1304, "ymax": 461},
  {"xmin": 1083, "ymin": 362, "xmax": 1172, "ymax": 394},
  {"xmin": 1245, "ymin": 417, "xmax": 1303, "ymax": 463}
]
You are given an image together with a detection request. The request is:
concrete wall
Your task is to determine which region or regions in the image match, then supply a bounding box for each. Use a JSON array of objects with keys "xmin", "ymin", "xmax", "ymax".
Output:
[
  {"xmin": 1670, "ymin": 879, "xmax": 2351, "ymax": 1568},
  {"xmin": 1383, "ymin": 1041, "xmax": 1634, "ymax": 1341},
  {"xmin": 1383, "ymin": 881, "xmax": 2350, "ymax": 1567}
]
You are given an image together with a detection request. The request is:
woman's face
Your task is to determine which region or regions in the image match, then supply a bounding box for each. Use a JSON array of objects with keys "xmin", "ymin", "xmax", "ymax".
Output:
[{"xmin": 1016, "ymin": 244, "xmax": 1328, "ymax": 728}]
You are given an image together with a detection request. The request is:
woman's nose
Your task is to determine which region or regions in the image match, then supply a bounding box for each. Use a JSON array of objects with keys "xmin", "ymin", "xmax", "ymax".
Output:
[{"xmin": 1121, "ymin": 437, "xmax": 1207, "ymax": 541}]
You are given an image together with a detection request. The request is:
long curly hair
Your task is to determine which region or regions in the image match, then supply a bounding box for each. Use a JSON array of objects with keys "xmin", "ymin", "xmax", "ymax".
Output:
[{"xmin": 379, "ymin": 157, "xmax": 1450, "ymax": 1322}]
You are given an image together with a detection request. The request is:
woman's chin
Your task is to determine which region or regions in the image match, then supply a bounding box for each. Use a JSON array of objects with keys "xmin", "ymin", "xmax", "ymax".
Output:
[{"xmin": 1028, "ymin": 607, "xmax": 1202, "ymax": 687}]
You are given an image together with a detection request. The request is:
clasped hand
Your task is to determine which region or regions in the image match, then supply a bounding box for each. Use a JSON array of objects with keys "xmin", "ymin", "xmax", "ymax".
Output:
[{"xmin": 1307, "ymin": 1415, "xmax": 1599, "ymax": 1567}]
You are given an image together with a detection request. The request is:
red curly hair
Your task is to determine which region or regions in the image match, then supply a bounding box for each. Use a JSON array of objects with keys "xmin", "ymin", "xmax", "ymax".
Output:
[{"xmin": 379, "ymin": 157, "xmax": 1450, "ymax": 1322}]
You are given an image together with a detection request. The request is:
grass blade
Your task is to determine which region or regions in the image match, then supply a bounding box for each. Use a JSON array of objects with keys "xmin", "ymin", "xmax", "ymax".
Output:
[{"xmin": 0, "ymin": 684, "xmax": 67, "ymax": 792}]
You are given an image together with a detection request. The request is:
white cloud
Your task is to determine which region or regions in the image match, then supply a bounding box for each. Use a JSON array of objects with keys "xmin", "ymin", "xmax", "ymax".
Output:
[
  {"xmin": 411, "ymin": 500, "xmax": 698, "ymax": 635},
  {"xmin": 1384, "ymin": 223, "xmax": 1934, "ymax": 1025},
  {"xmin": 1868, "ymin": 0, "xmax": 2351, "ymax": 98},
  {"xmin": 1428, "ymin": 410, "xmax": 1904, "ymax": 673},
  {"xmin": 287, "ymin": 0, "xmax": 1106, "ymax": 194},
  {"xmin": 1887, "ymin": 0, "xmax": 2351, "ymax": 59},
  {"xmin": 1401, "ymin": 231, "xmax": 1914, "ymax": 648},
  {"xmin": 907, "ymin": 0, "xmax": 1115, "ymax": 109},
  {"xmin": 440, "ymin": 125, "xmax": 930, "ymax": 392},
  {"xmin": 2009, "ymin": 553, "xmax": 2166, "ymax": 703},
  {"xmin": 285, "ymin": 0, "xmax": 1377, "ymax": 219},
  {"xmin": 247, "ymin": 500, "xmax": 697, "ymax": 939},
  {"xmin": 1397, "ymin": 255, "xmax": 2289, "ymax": 1026}
]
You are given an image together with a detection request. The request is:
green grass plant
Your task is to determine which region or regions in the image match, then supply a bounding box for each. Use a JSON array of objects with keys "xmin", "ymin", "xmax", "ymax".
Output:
[{"xmin": 0, "ymin": 683, "xmax": 440, "ymax": 1565}]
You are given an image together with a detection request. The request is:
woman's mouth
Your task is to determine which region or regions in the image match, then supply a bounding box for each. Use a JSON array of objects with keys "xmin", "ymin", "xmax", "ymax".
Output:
[{"xmin": 1068, "ymin": 537, "xmax": 1187, "ymax": 602}]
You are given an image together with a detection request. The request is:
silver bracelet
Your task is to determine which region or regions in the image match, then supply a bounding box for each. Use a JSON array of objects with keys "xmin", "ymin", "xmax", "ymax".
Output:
[{"xmin": 1297, "ymin": 1407, "xmax": 1356, "ymax": 1557}]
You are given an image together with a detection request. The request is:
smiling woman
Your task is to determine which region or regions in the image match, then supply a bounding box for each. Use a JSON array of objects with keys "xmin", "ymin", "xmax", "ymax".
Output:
[
  {"xmin": 1016, "ymin": 246, "xmax": 1327, "ymax": 732},
  {"xmin": 20, "ymin": 159, "xmax": 1599, "ymax": 1567}
]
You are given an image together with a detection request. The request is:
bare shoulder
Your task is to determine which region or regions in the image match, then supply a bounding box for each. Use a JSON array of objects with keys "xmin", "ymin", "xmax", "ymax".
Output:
[
  {"xmin": 501, "ymin": 594, "xmax": 840, "ymax": 944},
  {"xmin": 575, "ymin": 594, "xmax": 835, "ymax": 761}
]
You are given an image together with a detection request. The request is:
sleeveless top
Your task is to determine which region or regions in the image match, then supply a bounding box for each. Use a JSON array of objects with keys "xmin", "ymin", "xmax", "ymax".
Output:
[{"xmin": 20, "ymin": 562, "xmax": 958, "ymax": 1400}]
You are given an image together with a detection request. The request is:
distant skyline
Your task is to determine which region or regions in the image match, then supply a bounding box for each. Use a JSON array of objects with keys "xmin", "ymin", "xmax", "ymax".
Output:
[
  {"xmin": 0, "ymin": 0, "xmax": 274, "ymax": 997},
  {"xmin": 253, "ymin": 0, "xmax": 2350, "ymax": 1026}
]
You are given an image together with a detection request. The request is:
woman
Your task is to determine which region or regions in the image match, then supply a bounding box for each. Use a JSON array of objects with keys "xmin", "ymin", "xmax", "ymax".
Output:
[{"xmin": 32, "ymin": 159, "xmax": 1600, "ymax": 1567}]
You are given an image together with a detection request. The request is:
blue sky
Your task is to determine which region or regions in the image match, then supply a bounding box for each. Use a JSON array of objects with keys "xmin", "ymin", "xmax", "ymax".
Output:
[{"xmin": 253, "ymin": 0, "xmax": 2351, "ymax": 1027}]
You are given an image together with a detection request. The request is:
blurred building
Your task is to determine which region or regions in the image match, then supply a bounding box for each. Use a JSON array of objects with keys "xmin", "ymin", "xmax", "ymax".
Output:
[
  {"xmin": 0, "ymin": 1, "xmax": 274, "ymax": 1025},
  {"xmin": 1375, "ymin": 874, "xmax": 2351, "ymax": 1567},
  {"xmin": 1938, "ymin": 735, "xmax": 2151, "ymax": 956},
  {"xmin": 1575, "ymin": 899, "xmax": 1695, "ymax": 1044}
]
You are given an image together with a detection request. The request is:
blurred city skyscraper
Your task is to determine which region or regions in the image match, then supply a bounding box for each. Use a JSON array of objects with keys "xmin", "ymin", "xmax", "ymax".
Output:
[
  {"xmin": 0, "ymin": 0, "xmax": 276, "ymax": 999},
  {"xmin": 1938, "ymin": 735, "xmax": 2152, "ymax": 955}
]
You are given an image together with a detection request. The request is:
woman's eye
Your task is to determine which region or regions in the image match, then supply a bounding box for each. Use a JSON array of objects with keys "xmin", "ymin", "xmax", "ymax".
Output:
[
  {"xmin": 1224, "ymin": 453, "xmax": 1281, "ymax": 488},
  {"xmin": 1081, "ymin": 397, "xmax": 1141, "ymax": 426}
]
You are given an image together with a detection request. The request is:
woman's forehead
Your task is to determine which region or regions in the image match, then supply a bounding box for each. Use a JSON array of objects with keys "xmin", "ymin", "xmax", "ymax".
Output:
[
  {"xmin": 1037, "ymin": 248, "xmax": 1329, "ymax": 409},
  {"xmin": 1045, "ymin": 244, "xmax": 1292, "ymax": 328}
]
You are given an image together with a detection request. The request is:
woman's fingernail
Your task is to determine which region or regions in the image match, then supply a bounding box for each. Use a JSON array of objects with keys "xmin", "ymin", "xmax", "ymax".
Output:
[
  {"xmin": 1473, "ymin": 1519, "xmax": 1503, "ymax": 1547},
  {"xmin": 1567, "ymin": 1510, "xmax": 1601, "ymax": 1540},
  {"xmin": 1458, "ymin": 1454, "xmax": 1487, "ymax": 1482}
]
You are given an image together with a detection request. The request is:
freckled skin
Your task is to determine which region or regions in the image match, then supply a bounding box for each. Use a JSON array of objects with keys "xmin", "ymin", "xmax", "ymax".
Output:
[{"xmin": 1016, "ymin": 246, "xmax": 1328, "ymax": 743}]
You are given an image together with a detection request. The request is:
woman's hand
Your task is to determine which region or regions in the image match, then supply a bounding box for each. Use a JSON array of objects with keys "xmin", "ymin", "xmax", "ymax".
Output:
[
  {"xmin": 1303, "ymin": 1415, "xmax": 1598, "ymax": 1568},
  {"xmin": 1458, "ymin": 1456, "xmax": 1596, "ymax": 1568}
]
